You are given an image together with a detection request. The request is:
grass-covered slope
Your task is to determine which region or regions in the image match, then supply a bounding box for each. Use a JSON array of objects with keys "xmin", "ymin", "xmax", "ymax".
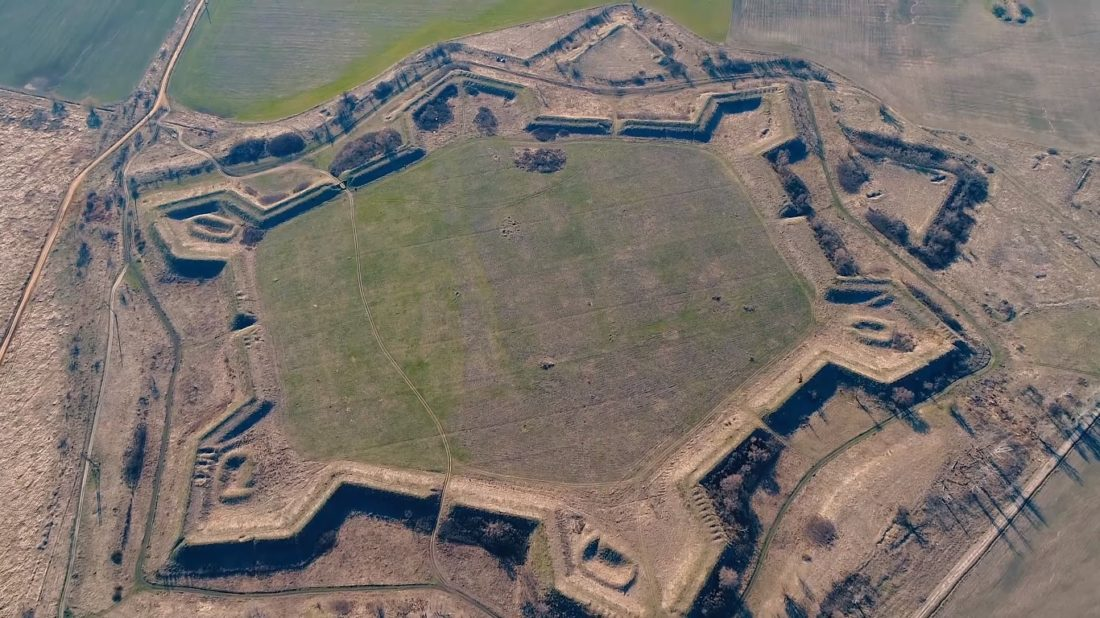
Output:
[
  {"xmin": 0, "ymin": 0, "xmax": 183, "ymax": 102},
  {"xmin": 256, "ymin": 139, "xmax": 810, "ymax": 481},
  {"xmin": 171, "ymin": 0, "xmax": 731, "ymax": 120}
]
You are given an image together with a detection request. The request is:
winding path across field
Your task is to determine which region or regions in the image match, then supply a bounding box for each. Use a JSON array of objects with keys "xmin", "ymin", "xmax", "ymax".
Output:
[{"xmin": 43, "ymin": 2, "xmax": 208, "ymax": 616}]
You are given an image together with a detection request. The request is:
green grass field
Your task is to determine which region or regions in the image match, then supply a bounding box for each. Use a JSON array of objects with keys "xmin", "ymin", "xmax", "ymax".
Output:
[
  {"xmin": 0, "ymin": 0, "xmax": 183, "ymax": 102},
  {"xmin": 171, "ymin": 0, "xmax": 731, "ymax": 120},
  {"xmin": 256, "ymin": 138, "xmax": 811, "ymax": 481}
]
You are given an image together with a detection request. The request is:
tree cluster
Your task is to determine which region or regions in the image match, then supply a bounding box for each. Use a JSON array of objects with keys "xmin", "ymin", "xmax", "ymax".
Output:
[
  {"xmin": 704, "ymin": 432, "xmax": 782, "ymax": 555},
  {"xmin": 865, "ymin": 208, "xmax": 910, "ymax": 246},
  {"xmin": 413, "ymin": 84, "xmax": 458, "ymax": 132},
  {"xmin": 808, "ymin": 217, "xmax": 859, "ymax": 275},
  {"xmin": 836, "ymin": 157, "xmax": 870, "ymax": 193},
  {"xmin": 329, "ymin": 128, "xmax": 402, "ymax": 176},
  {"xmin": 817, "ymin": 573, "xmax": 878, "ymax": 618},
  {"xmin": 220, "ymin": 132, "xmax": 306, "ymax": 166},
  {"xmin": 474, "ymin": 106, "xmax": 498, "ymax": 136}
]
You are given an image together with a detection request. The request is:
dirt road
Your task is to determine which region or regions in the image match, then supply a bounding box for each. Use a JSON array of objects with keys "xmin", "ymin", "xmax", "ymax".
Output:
[
  {"xmin": 0, "ymin": 0, "xmax": 208, "ymax": 369},
  {"xmin": 913, "ymin": 410, "xmax": 1100, "ymax": 618}
]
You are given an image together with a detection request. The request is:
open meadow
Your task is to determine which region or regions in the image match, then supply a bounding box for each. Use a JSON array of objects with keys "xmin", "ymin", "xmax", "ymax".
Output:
[
  {"xmin": 0, "ymin": 0, "xmax": 183, "ymax": 102},
  {"xmin": 728, "ymin": 0, "xmax": 1100, "ymax": 147},
  {"xmin": 170, "ymin": 0, "xmax": 731, "ymax": 120},
  {"xmin": 256, "ymin": 138, "xmax": 811, "ymax": 481},
  {"xmin": 1014, "ymin": 305, "xmax": 1100, "ymax": 376}
]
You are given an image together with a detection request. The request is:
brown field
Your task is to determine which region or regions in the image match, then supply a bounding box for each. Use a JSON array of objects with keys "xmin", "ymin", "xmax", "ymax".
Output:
[
  {"xmin": 941, "ymin": 424, "xmax": 1100, "ymax": 618},
  {"xmin": 728, "ymin": 0, "xmax": 1100, "ymax": 148}
]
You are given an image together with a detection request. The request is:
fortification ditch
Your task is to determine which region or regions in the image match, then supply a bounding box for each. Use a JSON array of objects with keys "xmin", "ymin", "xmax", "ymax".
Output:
[{"xmin": 167, "ymin": 484, "xmax": 440, "ymax": 578}]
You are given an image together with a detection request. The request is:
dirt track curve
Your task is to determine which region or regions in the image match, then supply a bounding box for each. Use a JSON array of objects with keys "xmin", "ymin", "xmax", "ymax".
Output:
[{"xmin": 0, "ymin": 0, "xmax": 208, "ymax": 370}]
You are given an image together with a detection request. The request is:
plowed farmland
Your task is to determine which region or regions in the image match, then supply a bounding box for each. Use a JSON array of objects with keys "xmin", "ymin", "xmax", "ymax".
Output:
[{"xmin": 256, "ymin": 138, "xmax": 811, "ymax": 481}]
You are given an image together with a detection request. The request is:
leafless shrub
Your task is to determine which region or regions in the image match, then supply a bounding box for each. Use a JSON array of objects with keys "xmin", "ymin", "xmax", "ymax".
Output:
[
  {"xmin": 889, "ymin": 330, "xmax": 916, "ymax": 352},
  {"xmin": 514, "ymin": 148, "xmax": 566, "ymax": 173},
  {"xmin": 806, "ymin": 515, "xmax": 838, "ymax": 547},
  {"xmin": 891, "ymin": 387, "xmax": 916, "ymax": 408},
  {"xmin": 474, "ymin": 106, "xmax": 498, "ymax": 136}
]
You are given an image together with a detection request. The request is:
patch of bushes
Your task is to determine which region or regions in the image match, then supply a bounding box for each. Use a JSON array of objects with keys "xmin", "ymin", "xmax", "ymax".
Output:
[
  {"xmin": 889, "ymin": 330, "xmax": 916, "ymax": 352},
  {"xmin": 700, "ymin": 52, "xmax": 830, "ymax": 84},
  {"xmin": 817, "ymin": 573, "xmax": 878, "ymax": 617},
  {"xmin": 767, "ymin": 143, "xmax": 813, "ymax": 217},
  {"xmin": 808, "ymin": 217, "xmax": 859, "ymax": 275},
  {"xmin": 806, "ymin": 515, "xmax": 838, "ymax": 547},
  {"xmin": 372, "ymin": 80, "xmax": 395, "ymax": 102},
  {"xmin": 221, "ymin": 138, "xmax": 266, "ymax": 166},
  {"xmin": 266, "ymin": 132, "xmax": 306, "ymax": 158},
  {"xmin": 904, "ymin": 283, "xmax": 963, "ymax": 333},
  {"xmin": 439, "ymin": 506, "xmax": 539, "ymax": 569},
  {"xmin": 474, "ymin": 106, "xmax": 498, "ymax": 136},
  {"xmin": 413, "ymin": 84, "xmax": 458, "ymax": 132},
  {"xmin": 515, "ymin": 148, "xmax": 566, "ymax": 174},
  {"xmin": 836, "ymin": 157, "xmax": 870, "ymax": 193},
  {"xmin": 240, "ymin": 226, "xmax": 265, "ymax": 246},
  {"xmin": 219, "ymin": 132, "xmax": 307, "ymax": 166},
  {"xmin": 121, "ymin": 422, "xmax": 148, "ymax": 490},
  {"xmin": 865, "ymin": 208, "xmax": 910, "ymax": 246},
  {"xmin": 329, "ymin": 129, "xmax": 403, "ymax": 176},
  {"xmin": 76, "ymin": 241, "xmax": 93, "ymax": 272}
]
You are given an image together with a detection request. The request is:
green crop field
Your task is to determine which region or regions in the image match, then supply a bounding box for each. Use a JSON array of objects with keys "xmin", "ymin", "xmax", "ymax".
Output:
[
  {"xmin": 0, "ymin": 0, "xmax": 183, "ymax": 102},
  {"xmin": 256, "ymin": 138, "xmax": 811, "ymax": 481},
  {"xmin": 171, "ymin": 0, "xmax": 731, "ymax": 120},
  {"xmin": 727, "ymin": 0, "xmax": 1100, "ymax": 147}
]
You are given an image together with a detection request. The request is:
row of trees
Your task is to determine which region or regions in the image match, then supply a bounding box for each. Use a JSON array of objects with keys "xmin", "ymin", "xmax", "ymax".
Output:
[
  {"xmin": 848, "ymin": 130, "xmax": 988, "ymax": 269},
  {"xmin": 220, "ymin": 132, "xmax": 306, "ymax": 166}
]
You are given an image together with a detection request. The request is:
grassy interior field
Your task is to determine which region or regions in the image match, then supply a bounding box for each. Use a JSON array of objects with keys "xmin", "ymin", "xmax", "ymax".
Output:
[
  {"xmin": 940, "ymin": 424, "xmax": 1100, "ymax": 618},
  {"xmin": 170, "ymin": 0, "xmax": 731, "ymax": 120},
  {"xmin": 727, "ymin": 0, "xmax": 1100, "ymax": 147},
  {"xmin": 1015, "ymin": 305, "xmax": 1100, "ymax": 375},
  {"xmin": 0, "ymin": 0, "xmax": 183, "ymax": 102},
  {"xmin": 256, "ymin": 138, "xmax": 811, "ymax": 480}
]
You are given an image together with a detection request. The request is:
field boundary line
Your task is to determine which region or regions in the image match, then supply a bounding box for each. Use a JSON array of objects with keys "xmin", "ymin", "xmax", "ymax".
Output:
[
  {"xmin": 339, "ymin": 181, "xmax": 501, "ymax": 618},
  {"xmin": 0, "ymin": 0, "xmax": 208, "ymax": 369},
  {"xmin": 915, "ymin": 410, "xmax": 1100, "ymax": 618}
]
